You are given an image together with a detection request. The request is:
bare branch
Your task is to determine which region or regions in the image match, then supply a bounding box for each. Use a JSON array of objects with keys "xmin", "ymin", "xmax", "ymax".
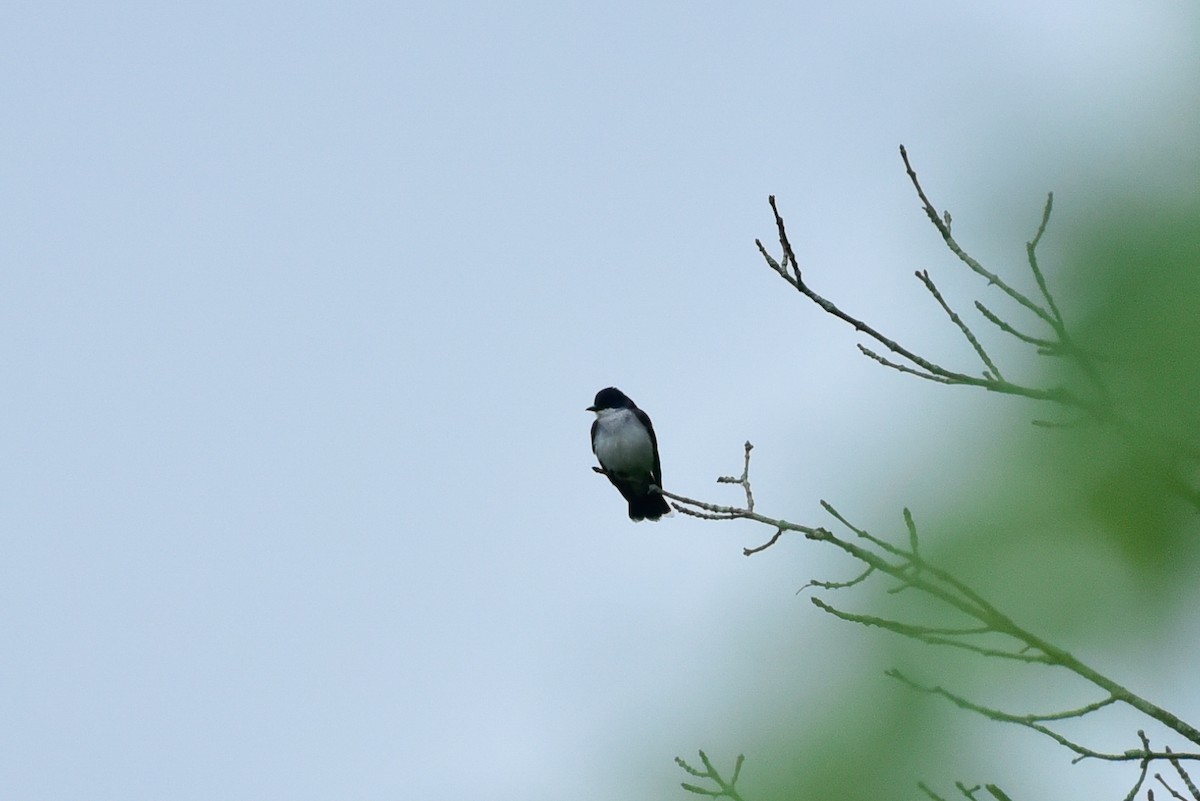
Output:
[
  {"xmin": 758, "ymin": 191, "xmax": 1100, "ymax": 415},
  {"xmin": 700, "ymin": 153, "xmax": 1200, "ymax": 798},
  {"xmin": 675, "ymin": 751, "xmax": 747, "ymax": 801},
  {"xmin": 916, "ymin": 269, "xmax": 1004, "ymax": 380},
  {"xmin": 716, "ymin": 441, "xmax": 755, "ymax": 512},
  {"xmin": 899, "ymin": 145, "xmax": 1059, "ymax": 330},
  {"xmin": 955, "ymin": 782, "xmax": 983, "ymax": 800},
  {"xmin": 744, "ymin": 527, "xmax": 784, "ymax": 556},
  {"xmin": 661, "ymin": 442, "xmax": 828, "ymax": 555},
  {"xmin": 903, "ymin": 507, "xmax": 920, "ymax": 564},
  {"xmin": 799, "ymin": 564, "xmax": 875, "ymax": 593},
  {"xmin": 767, "ymin": 195, "xmax": 802, "ymax": 285},
  {"xmin": 974, "ymin": 300, "xmax": 1058, "ymax": 349},
  {"xmin": 819, "ymin": 499, "xmax": 1200, "ymax": 748},
  {"xmin": 1026, "ymin": 192, "xmax": 1064, "ymax": 329},
  {"xmin": 1167, "ymin": 747, "xmax": 1200, "ymax": 800},
  {"xmin": 920, "ymin": 781, "xmax": 1014, "ymax": 801},
  {"xmin": 820, "ymin": 501, "xmax": 910, "ymax": 560},
  {"xmin": 889, "ymin": 670, "xmax": 1199, "ymax": 769},
  {"xmin": 1156, "ymin": 773, "xmax": 1191, "ymax": 801},
  {"xmin": 762, "ymin": 196, "xmax": 977, "ymax": 384},
  {"xmin": 858, "ymin": 344, "xmax": 956, "ymax": 384},
  {"xmin": 812, "ymin": 600, "xmax": 1048, "ymax": 662},
  {"xmin": 919, "ymin": 782, "xmax": 952, "ymax": 801},
  {"xmin": 1123, "ymin": 732, "xmax": 1154, "ymax": 801}
]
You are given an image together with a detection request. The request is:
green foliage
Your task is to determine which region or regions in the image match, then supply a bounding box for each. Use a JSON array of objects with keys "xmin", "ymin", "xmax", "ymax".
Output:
[{"xmin": 1057, "ymin": 199, "xmax": 1200, "ymax": 583}]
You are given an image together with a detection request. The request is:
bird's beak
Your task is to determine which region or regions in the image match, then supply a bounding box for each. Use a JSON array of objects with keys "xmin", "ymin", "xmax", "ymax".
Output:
[{"xmin": 586, "ymin": 405, "xmax": 598, "ymax": 412}]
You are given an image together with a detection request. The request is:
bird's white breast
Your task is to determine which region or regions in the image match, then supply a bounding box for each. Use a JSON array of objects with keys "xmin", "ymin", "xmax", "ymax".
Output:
[{"xmin": 593, "ymin": 408, "xmax": 654, "ymax": 477}]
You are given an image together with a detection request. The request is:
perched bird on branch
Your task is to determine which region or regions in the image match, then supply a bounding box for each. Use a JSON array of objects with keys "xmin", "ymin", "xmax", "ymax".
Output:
[{"xmin": 588, "ymin": 387, "xmax": 671, "ymax": 521}]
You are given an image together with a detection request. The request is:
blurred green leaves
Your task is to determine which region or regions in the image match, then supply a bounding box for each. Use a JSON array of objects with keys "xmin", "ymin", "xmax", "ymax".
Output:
[{"xmin": 1062, "ymin": 197, "xmax": 1200, "ymax": 581}]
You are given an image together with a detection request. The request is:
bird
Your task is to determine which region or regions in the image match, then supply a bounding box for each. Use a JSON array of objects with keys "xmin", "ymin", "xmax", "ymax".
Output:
[{"xmin": 588, "ymin": 387, "xmax": 671, "ymax": 521}]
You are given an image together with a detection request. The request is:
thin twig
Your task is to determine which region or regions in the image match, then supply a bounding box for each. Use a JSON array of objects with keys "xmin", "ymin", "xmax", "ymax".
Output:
[
  {"xmin": 889, "ymin": 670, "xmax": 1198, "ymax": 766},
  {"xmin": 744, "ymin": 527, "xmax": 784, "ymax": 556},
  {"xmin": 903, "ymin": 507, "xmax": 920, "ymax": 566},
  {"xmin": 799, "ymin": 565, "xmax": 875, "ymax": 593},
  {"xmin": 899, "ymin": 145, "xmax": 1058, "ymax": 331},
  {"xmin": 1156, "ymin": 774, "xmax": 1190, "ymax": 801},
  {"xmin": 666, "ymin": 442, "xmax": 1200, "ymax": 765},
  {"xmin": 820, "ymin": 500, "xmax": 908, "ymax": 555},
  {"xmin": 813, "ymin": 600, "xmax": 1049, "ymax": 662},
  {"xmin": 1167, "ymin": 747, "xmax": 1200, "ymax": 800},
  {"xmin": 762, "ymin": 196, "xmax": 977, "ymax": 385},
  {"xmin": 1026, "ymin": 192, "xmax": 1063, "ymax": 329},
  {"xmin": 716, "ymin": 441, "xmax": 755, "ymax": 512},
  {"xmin": 858, "ymin": 345, "xmax": 956, "ymax": 384},
  {"xmin": 916, "ymin": 269, "xmax": 1004, "ymax": 380},
  {"xmin": 919, "ymin": 782, "xmax": 951, "ymax": 801},
  {"xmin": 1123, "ymin": 732, "xmax": 1154, "ymax": 801},
  {"xmin": 760, "ymin": 195, "xmax": 1097, "ymax": 412},
  {"xmin": 975, "ymin": 301, "xmax": 1058, "ymax": 349},
  {"xmin": 675, "ymin": 751, "xmax": 747, "ymax": 801}
]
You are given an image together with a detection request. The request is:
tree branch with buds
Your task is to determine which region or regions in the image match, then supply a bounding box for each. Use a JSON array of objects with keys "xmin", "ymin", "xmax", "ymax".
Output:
[{"xmin": 668, "ymin": 146, "xmax": 1200, "ymax": 798}]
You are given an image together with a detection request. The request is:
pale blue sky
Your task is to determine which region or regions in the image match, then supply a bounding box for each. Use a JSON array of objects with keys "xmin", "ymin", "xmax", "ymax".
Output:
[{"xmin": 2, "ymin": 2, "xmax": 1197, "ymax": 799}]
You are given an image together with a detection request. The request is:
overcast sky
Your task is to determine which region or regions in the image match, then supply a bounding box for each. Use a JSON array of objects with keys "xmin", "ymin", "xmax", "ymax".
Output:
[{"xmin": 2, "ymin": 2, "xmax": 1198, "ymax": 800}]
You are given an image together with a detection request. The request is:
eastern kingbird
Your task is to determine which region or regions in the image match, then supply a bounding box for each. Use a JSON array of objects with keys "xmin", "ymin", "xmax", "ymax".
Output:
[{"xmin": 588, "ymin": 387, "xmax": 671, "ymax": 521}]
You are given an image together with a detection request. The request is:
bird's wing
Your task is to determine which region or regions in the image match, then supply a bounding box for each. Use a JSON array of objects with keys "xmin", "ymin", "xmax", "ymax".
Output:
[{"xmin": 633, "ymin": 407, "xmax": 663, "ymax": 487}]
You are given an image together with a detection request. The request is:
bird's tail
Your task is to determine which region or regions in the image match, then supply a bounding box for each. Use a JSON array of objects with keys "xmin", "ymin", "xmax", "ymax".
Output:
[{"xmin": 628, "ymin": 491, "xmax": 672, "ymax": 522}]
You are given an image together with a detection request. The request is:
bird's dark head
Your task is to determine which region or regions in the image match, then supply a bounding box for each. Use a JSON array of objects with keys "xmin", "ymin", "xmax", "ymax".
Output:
[{"xmin": 588, "ymin": 386, "xmax": 634, "ymax": 412}]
